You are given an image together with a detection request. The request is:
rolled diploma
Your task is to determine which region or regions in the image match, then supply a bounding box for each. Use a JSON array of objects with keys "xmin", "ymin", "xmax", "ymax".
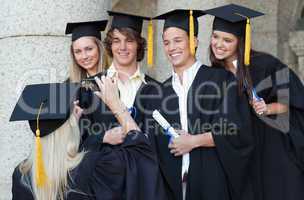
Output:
[{"xmin": 152, "ymin": 110, "xmax": 179, "ymax": 138}]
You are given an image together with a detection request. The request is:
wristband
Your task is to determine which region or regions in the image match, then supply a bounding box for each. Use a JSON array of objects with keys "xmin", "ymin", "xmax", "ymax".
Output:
[{"xmin": 114, "ymin": 107, "xmax": 128, "ymax": 117}]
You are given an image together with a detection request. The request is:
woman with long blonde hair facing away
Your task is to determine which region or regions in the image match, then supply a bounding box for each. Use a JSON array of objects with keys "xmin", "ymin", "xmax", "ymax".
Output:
[{"xmin": 10, "ymin": 82, "xmax": 161, "ymax": 200}]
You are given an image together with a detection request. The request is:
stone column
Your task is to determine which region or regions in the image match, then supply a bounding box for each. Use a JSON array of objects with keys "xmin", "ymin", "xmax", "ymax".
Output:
[
  {"xmin": 232, "ymin": 0, "xmax": 280, "ymax": 57},
  {"xmin": 289, "ymin": 30, "xmax": 304, "ymax": 80},
  {"xmin": 0, "ymin": 1, "xmax": 111, "ymax": 199}
]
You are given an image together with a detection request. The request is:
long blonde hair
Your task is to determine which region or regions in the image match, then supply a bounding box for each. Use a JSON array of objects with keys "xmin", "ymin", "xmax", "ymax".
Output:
[
  {"xmin": 69, "ymin": 37, "xmax": 109, "ymax": 82},
  {"xmin": 19, "ymin": 115, "xmax": 85, "ymax": 200}
]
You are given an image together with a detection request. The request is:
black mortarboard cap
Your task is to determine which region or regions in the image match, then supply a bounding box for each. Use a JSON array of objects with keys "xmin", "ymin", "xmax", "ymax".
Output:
[
  {"xmin": 204, "ymin": 4, "xmax": 264, "ymax": 36},
  {"xmin": 65, "ymin": 20, "xmax": 108, "ymax": 41},
  {"xmin": 10, "ymin": 83, "xmax": 80, "ymax": 137},
  {"xmin": 205, "ymin": 4, "xmax": 264, "ymax": 66},
  {"xmin": 107, "ymin": 11, "xmax": 150, "ymax": 34},
  {"xmin": 153, "ymin": 9, "xmax": 205, "ymax": 36}
]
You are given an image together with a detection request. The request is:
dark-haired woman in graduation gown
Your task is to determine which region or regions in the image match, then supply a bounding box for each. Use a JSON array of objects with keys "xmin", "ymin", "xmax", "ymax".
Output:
[{"xmin": 206, "ymin": 4, "xmax": 304, "ymax": 200}]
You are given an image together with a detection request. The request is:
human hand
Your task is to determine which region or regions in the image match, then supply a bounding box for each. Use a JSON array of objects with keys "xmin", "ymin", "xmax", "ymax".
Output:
[
  {"xmin": 102, "ymin": 126, "xmax": 125, "ymax": 145},
  {"xmin": 168, "ymin": 130, "xmax": 196, "ymax": 156},
  {"xmin": 73, "ymin": 100, "xmax": 84, "ymax": 121},
  {"xmin": 94, "ymin": 76, "xmax": 122, "ymax": 112},
  {"xmin": 252, "ymin": 99, "xmax": 268, "ymax": 115}
]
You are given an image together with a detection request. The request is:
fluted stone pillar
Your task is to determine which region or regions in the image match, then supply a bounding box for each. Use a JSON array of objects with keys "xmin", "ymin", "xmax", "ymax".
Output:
[
  {"xmin": 231, "ymin": 0, "xmax": 280, "ymax": 57},
  {"xmin": 0, "ymin": 1, "xmax": 110, "ymax": 199},
  {"xmin": 289, "ymin": 30, "xmax": 304, "ymax": 80}
]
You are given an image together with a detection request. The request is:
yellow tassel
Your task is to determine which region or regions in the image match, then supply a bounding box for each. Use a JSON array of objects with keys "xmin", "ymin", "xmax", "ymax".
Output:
[
  {"xmin": 35, "ymin": 130, "xmax": 47, "ymax": 187},
  {"xmin": 147, "ymin": 19, "xmax": 154, "ymax": 68},
  {"xmin": 189, "ymin": 10, "xmax": 195, "ymax": 56},
  {"xmin": 35, "ymin": 103, "xmax": 48, "ymax": 187},
  {"xmin": 244, "ymin": 18, "xmax": 251, "ymax": 66}
]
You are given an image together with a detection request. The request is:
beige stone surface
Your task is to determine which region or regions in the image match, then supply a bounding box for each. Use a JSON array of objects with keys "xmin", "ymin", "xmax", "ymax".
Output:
[
  {"xmin": 0, "ymin": 1, "xmax": 111, "ymax": 199},
  {"xmin": 289, "ymin": 30, "xmax": 304, "ymax": 79},
  {"xmin": 0, "ymin": 0, "xmax": 110, "ymax": 38},
  {"xmin": 277, "ymin": 0, "xmax": 303, "ymax": 59},
  {"xmin": 0, "ymin": 36, "xmax": 71, "ymax": 200}
]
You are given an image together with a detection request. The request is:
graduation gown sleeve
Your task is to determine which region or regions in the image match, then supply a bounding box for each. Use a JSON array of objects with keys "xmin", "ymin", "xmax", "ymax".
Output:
[
  {"xmin": 12, "ymin": 165, "xmax": 34, "ymax": 200},
  {"xmin": 260, "ymin": 54, "xmax": 304, "ymax": 170},
  {"xmin": 201, "ymin": 70, "xmax": 254, "ymax": 200},
  {"xmin": 133, "ymin": 76, "xmax": 163, "ymax": 151},
  {"xmin": 79, "ymin": 93, "xmax": 120, "ymax": 151},
  {"xmin": 91, "ymin": 130, "xmax": 167, "ymax": 200},
  {"xmin": 247, "ymin": 52, "xmax": 304, "ymax": 200}
]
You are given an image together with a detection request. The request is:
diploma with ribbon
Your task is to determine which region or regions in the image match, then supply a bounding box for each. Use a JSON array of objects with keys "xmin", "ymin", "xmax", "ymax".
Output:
[
  {"xmin": 244, "ymin": 78, "xmax": 262, "ymax": 102},
  {"xmin": 152, "ymin": 110, "xmax": 179, "ymax": 140},
  {"xmin": 252, "ymin": 87, "xmax": 262, "ymax": 101},
  {"xmin": 128, "ymin": 106, "xmax": 137, "ymax": 119},
  {"xmin": 153, "ymin": 110, "xmax": 190, "ymax": 177}
]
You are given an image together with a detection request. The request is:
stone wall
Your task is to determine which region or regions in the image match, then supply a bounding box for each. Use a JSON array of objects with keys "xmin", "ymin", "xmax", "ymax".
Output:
[{"xmin": 0, "ymin": 1, "xmax": 111, "ymax": 199}]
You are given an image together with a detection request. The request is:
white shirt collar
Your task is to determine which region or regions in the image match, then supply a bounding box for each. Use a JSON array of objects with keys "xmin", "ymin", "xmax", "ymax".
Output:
[
  {"xmin": 232, "ymin": 60, "xmax": 238, "ymax": 69},
  {"xmin": 107, "ymin": 63, "xmax": 146, "ymax": 84},
  {"xmin": 172, "ymin": 60, "xmax": 202, "ymax": 88}
]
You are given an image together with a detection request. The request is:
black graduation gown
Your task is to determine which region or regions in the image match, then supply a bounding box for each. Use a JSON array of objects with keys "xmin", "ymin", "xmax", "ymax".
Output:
[
  {"xmin": 79, "ymin": 72, "xmax": 161, "ymax": 151},
  {"xmin": 12, "ymin": 131, "xmax": 165, "ymax": 200},
  {"xmin": 150, "ymin": 65, "xmax": 254, "ymax": 200},
  {"xmin": 249, "ymin": 53, "xmax": 304, "ymax": 200}
]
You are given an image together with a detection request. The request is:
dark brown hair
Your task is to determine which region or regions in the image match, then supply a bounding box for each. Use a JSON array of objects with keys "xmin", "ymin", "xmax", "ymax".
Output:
[
  {"xmin": 209, "ymin": 35, "xmax": 253, "ymax": 98},
  {"xmin": 103, "ymin": 27, "xmax": 147, "ymax": 62}
]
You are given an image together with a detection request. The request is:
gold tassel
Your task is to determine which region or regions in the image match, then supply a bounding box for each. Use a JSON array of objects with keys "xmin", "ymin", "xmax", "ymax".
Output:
[
  {"xmin": 147, "ymin": 19, "xmax": 154, "ymax": 68},
  {"xmin": 244, "ymin": 18, "xmax": 251, "ymax": 66},
  {"xmin": 189, "ymin": 10, "xmax": 195, "ymax": 56},
  {"xmin": 35, "ymin": 102, "xmax": 47, "ymax": 187}
]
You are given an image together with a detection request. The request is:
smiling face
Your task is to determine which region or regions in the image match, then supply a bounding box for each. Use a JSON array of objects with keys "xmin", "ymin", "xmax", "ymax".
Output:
[
  {"xmin": 110, "ymin": 29, "xmax": 138, "ymax": 68},
  {"xmin": 72, "ymin": 36, "xmax": 100, "ymax": 75},
  {"xmin": 162, "ymin": 27, "xmax": 196, "ymax": 71},
  {"xmin": 210, "ymin": 30, "xmax": 238, "ymax": 63}
]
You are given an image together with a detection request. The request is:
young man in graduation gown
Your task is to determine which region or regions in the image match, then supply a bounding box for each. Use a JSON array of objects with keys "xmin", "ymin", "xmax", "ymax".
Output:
[
  {"xmin": 151, "ymin": 9, "xmax": 255, "ymax": 200},
  {"xmin": 80, "ymin": 11, "xmax": 160, "ymax": 149},
  {"xmin": 78, "ymin": 11, "xmax": 167, "ymax": 200}
]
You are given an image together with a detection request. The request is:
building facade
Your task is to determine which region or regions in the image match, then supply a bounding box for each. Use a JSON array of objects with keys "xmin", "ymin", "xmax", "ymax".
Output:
[{"xmin": 0, "ymin": 0, "xmax": 303, "ymax": 199}]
